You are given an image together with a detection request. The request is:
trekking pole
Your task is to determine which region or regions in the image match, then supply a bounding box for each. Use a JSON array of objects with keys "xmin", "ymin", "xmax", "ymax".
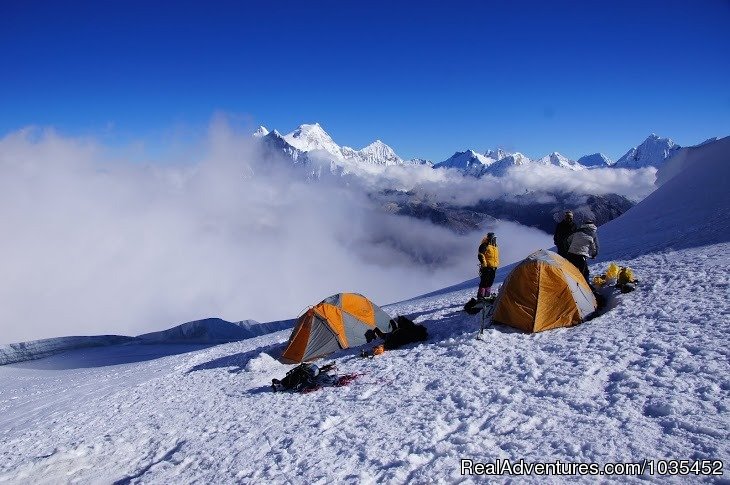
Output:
[
  {"xmin": 477, "ymin": 304, "xmax": 487, "ymax": 340},
  {"xmin": 478, "ymin": 305, "xmax": 486, "ymax": 338},
  {"xmin": 477, "ymin": 300, "xmax": 495, "ymax": 340}
]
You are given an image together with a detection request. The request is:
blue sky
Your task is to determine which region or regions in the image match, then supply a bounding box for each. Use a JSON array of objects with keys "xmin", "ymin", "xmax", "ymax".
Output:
[{"xmin": 2, "ymin": 0, "xmax": 729, "ymax": 161}]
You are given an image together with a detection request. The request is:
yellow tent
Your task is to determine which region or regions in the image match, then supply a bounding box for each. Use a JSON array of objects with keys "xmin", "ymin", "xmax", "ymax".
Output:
[
  {"xmin": 492, "ymin": 249, "xmax": 597, "ymax": 332},
  {"xmin": 281, "ymin": 293, "xmax": 392, "ymax": 363}
]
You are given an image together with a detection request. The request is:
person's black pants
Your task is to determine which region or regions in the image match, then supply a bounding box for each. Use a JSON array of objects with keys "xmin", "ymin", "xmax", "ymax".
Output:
[
  {"xmin": 479, "ymin": 267, "xmax": 496, "ymax": 288},
  {"xmin": 566, "ymin": 253, "xmax": 590, "ymax": 284}
]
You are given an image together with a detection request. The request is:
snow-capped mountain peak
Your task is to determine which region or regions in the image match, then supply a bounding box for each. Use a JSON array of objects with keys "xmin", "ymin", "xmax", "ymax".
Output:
[
  {"xmin": 484, "ymin": 148, "xmax": 510, "ymax": 161},
  {"xmin": 482, "ymin": 151, "xmax": 531, "ymax": 176},
  {"xmin": 434, "ymin": 149, "xmax": 494, "ymax": 175},
  {"xmin": 356, "ymin": 140, "xmax": 403, "ymax": 165},
  {"xmin": 364, "ymin": 139, "xmax": 388, "ymax": 150},
  {"xmin": 614, "ymin": 134, "xmax": 681, "ymax": 169},
  {"xmin": 259, "ymin": 129, "xmax": 309, "ymax": 165},
  {"xmin": 534, "ymin": 151, "xmax": 584, "ymax": 170},
  {"xmin": 578, "ymin": 153, "xmax": 614, "ymax": 167},
  {"xmin": 259, "ymin": 123, "xmax": 412, "ymax": 169},
  {"xmin": 283, "ymin": 123, "xmax": 342, "ymax": 157},
  {"xmin": 252, "ymin": 126, "xmax": 269, "ymax": 138},
  {"xmin": 257, "ymin": 122, "xmax": 695, "ymax": 177}
]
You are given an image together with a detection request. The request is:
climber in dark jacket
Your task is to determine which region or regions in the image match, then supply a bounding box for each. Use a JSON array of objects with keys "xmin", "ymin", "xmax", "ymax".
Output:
[
  {"xmin": 553, "ymin": 210, "xmax": 577, "ymax": 258},
  {"xmin": 566, "ymin": 220, "xmax": 599, "ymax": 284}
]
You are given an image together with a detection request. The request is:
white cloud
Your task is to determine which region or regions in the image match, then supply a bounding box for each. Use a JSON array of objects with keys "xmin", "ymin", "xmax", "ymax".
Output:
[
  {"xmin": 345, "ymin": 161, "xmax": 657, "ymax": 207},
  {"xmin": 0, "ymin": 120, "xmax": 553, "ymax": 344}
]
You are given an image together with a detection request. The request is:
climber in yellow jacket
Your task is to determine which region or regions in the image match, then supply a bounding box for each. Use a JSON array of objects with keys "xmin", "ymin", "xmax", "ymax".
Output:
[{"xmin": 477, "ymin": 232, "xmax": 500, "ymax": 299}]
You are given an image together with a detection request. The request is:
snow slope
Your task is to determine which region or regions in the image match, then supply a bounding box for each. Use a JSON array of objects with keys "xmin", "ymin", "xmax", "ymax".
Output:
[
  {"xmin": 0, "ymin": 139, "xmax": 728, "ymax": 483},
  {"xmin": 597, "ymin": 135, "xmax": 730, "ymax": 260}
]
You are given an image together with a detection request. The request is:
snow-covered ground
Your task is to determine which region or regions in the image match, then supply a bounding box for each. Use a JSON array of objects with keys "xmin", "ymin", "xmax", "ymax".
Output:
[{"xmin": 0, "ymin": 138, "xmax": 728, "ymax": 483}]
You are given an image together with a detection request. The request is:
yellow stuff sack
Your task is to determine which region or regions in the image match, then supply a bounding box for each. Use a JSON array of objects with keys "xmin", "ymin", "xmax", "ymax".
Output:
[
  {"xmin": 593, "ymin": 275, "xmax": 607, "ymax": 287},
  {"xmin": 606, "ymin": 263, "xmax": 620, "ymax": 280},
  {"xmin": 618, "ymin": 267, "xmax": 635, "ymax": 285}
]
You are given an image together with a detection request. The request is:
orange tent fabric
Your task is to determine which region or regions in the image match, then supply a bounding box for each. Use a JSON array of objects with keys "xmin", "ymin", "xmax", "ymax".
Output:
[
  {"xmin": 492, "ymin": 249, "xmax": 597, "ymax": 333},
  {"xmin": 281, "ymin": 293, "xmax": 392, "ymax": 363}
]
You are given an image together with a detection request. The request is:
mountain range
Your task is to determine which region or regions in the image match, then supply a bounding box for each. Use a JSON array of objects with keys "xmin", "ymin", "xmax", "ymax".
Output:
[
  {"xmin": 252, "ymin": 124, "xmax": 725, "ymax": 236},
  {"xmin": 254, "ymin": 123, "xmax": 692, "ymax": 176},
  {"xmin": 257, "ymin": 123, "xmax": 431, "ymax": 170}
]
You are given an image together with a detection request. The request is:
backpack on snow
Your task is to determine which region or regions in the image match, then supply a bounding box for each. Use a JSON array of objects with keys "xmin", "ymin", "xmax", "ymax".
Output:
[
  {"xmin": 463, "ymin": 297, "xmax": 495, "ymax": 315},
  {"xmin": 464, "ymin": 298, "xmax": 481, "ymax": 315},
  {"xmin": 272, "ymin": 363, "xmax": 334, "ymax": 392},
  {"xmin": 383, "ymin": 316, "xmax": 428, "ymax": 350}
]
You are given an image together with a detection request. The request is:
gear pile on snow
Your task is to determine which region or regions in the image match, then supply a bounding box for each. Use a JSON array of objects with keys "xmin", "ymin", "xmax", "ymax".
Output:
[
  {"xmin": 271, "ymin": 363, "xmax": 362, "ymax": 393},
  {"xmin": 592, "ymin": 263, "xmax": 638, "ymax": 293},
  {"xmin": 463, "ymin": 294, "xmax": 496, "ymax": 315},
  {"xmin": 271, "ymin": 363, "xmax": 329, "ymax": 392},
  {"xmin": 365, "ymin": 316, "xmax": 427, "ymax": 350}
]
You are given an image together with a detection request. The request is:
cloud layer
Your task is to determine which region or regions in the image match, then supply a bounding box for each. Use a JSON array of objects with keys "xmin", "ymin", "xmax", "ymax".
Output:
[
  {"xmin": 347, "ymin": 161, "xmax": 657, "ymax": 207},
  {"xmin": 0, "ymin": 121, "xmax": 553, "ymax": 344}
]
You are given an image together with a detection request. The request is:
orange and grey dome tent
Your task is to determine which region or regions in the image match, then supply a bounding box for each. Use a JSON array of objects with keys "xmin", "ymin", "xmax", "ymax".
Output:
[
  {"xmin": 281, "ymin": 293, "xmax": 392, "ymax": 363},
  {"xmin": 492, "ymin": 249, "xmax": 597, "ymax": 333}
]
